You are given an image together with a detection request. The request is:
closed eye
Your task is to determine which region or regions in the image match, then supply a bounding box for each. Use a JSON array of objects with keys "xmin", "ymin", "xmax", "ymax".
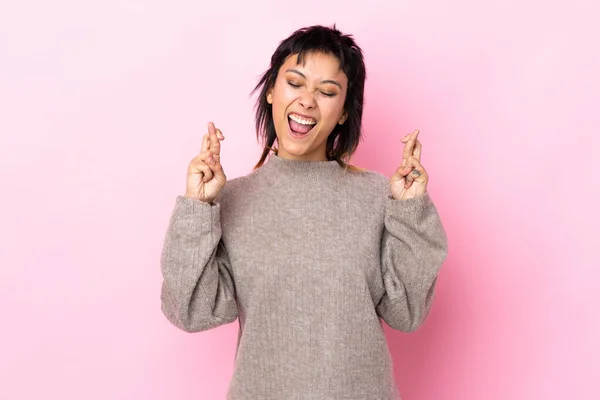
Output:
[{"xmin": 287, "ymin": 80, "xmax": 336, "ymax": 97}]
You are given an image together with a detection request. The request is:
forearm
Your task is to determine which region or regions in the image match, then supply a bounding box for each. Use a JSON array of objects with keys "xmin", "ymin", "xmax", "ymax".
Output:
[{"xmin": 160, "ymin": 196, "xmax": 238, "ymax": 332}]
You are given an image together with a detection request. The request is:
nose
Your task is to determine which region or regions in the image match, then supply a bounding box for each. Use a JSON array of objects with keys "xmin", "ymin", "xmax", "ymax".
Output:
[{"xmin": 298, "ymin": 89, "xmax": 316, "ymax": 109}]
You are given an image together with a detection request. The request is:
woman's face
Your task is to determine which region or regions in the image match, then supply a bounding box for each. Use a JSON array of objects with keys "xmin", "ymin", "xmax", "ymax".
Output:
[{"xmin": 267, "ymin": 51, "xmax": 348, "ymax": 161}]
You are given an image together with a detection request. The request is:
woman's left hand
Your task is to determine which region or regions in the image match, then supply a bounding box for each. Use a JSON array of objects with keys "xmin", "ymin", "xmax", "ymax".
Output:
[{"xmin": 390, "ymin": 129, "xmax": 429, "ymax": 200}]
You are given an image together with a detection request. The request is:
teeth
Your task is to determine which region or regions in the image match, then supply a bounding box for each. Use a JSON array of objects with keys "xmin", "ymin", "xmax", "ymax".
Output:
[{"xmin": 289, "ymin": 114, "xmax": 316, "ymax": 125}]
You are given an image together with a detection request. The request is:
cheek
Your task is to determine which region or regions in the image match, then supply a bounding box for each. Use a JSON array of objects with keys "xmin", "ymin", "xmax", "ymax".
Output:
[
  {"xmin": 271, "ymin": 100, "xmax": 286, "ymax": 121},
  {"xmin": 319, "ymin": 100, "xmax": 345, "ymax": 123},
  {"xmin": 272, "ymin": 86, "xmax": 299, "ymax": 121},
  {"xmin": 273, "ymin": 83, "xmax": 296, "ymax": 104}
]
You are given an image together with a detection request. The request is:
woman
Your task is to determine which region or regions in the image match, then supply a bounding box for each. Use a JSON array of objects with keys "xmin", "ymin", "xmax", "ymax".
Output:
[{"xmin": 160, "ymin": 25, "xmax": 448, "ymax": 399}]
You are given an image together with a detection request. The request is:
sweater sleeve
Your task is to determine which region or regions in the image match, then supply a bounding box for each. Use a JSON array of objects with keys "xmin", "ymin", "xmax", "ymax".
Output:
[
  {"xmin": 160, "ymin": 195, "xmax": 238, "ymax": 332},
  {"xmin": 376, "ymin": 190, "xmax": 448, "ymax": 332}
]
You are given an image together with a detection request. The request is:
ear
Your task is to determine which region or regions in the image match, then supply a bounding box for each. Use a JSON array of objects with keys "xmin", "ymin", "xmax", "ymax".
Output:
[
  {"xmin": 266, "ymin": 89, "xmax": 273, "ymax": 104},
  {"xmin": 338, "ymin": 111, "xmax": 348, "ymax": 125}
]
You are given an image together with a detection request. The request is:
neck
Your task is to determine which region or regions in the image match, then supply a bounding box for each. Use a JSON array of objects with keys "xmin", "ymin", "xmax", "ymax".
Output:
[
  {"xmin": 276, "ymin": 149, "xmax": 328, "ymax": 162},
  {"xmin": 261, "ymin": 153, "xmax": 346, "ymax": 184}
]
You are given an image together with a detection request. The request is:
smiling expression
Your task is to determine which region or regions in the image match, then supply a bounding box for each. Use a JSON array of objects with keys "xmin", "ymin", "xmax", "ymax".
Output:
[{"xmin": 267, "ymin": 51, "xmax": 349, "ymax": 161}]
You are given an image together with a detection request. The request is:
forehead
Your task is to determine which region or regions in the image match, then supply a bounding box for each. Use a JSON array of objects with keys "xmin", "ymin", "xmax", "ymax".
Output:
[{"xmin": 281, "ymin": 52, "xmax": 348, "ymax": 82}]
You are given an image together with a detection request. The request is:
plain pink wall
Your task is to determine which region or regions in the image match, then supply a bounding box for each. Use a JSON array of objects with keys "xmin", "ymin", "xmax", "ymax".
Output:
[{"xmin": 1, "ymin": 0, "xmax": 598, "ymax": 399}]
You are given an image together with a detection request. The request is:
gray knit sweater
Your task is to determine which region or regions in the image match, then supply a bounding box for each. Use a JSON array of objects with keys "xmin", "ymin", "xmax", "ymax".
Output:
[{"xmin": 160, "ymin": 153, "xmax": 448, "ymax": 399}]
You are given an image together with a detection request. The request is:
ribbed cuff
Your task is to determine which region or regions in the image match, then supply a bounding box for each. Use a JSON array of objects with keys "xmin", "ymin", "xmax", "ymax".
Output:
[
  {"xmin": 173, "ymin": 195, "xmax": 221, "ymax": 235},
  {"xmin": 385, "ymin": 191, "xmax": 433, "ymax": 225}
]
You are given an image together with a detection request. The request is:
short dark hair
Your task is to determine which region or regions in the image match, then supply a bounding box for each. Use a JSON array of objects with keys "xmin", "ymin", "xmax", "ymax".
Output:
[{"xmin": 251, "ymin": 24, "xmax": 367, "ymax": 171}]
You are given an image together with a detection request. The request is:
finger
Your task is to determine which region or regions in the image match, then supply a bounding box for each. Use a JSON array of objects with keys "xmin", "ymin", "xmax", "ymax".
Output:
[
  {"xmin": 207, "ymin": 122, "xmax": 224, "ymax": 141},
  {"xmin": 189, "ymin": 156, "xmax": 215, "ymax": 182},
  {"xmin": 403, "ymin": 156, "xmax": 428, "ymax": 185},
  {"xmin": 199, "ymin": 149, "xmax": 218, "ymax": 166},
  {"xmin": 201, "ymin": 124, "xmax": 224, "ymax": 154},
  {"xmin": 201, "ymin": 150, "xmax": 224, "ymax": 178},
  {"xmin": 393, "ymin": 156, "xmax": 414, "ymax": 175},
  {"xmin": 210, "ymin": 153, "xmax": 226, "ymax": 181},
  {"xmin": 413, "ymin": 139, "xmax": 422, "ymax": 162},
  {"xmin": 392, "ymin": 165, "xmax": 411, "ymax": 185},
  {"xmin": 400, "ymin": 129, "xmax": 419, "ymax": 142},
  {"xmin": 206, "ymin": 152, "xmax": 220, "ymax": 170},
  {"xmin": 208, "ymin": 121, "xmax": 217, "ymax": 136},
  {"xmin": 201, "ymin": 133, "xmax": 209, "ymax": 153},
  {"xmin": 401, "ymin": 129, "xmax": 419, "ymax": 166},
  {"xmin": 208, "ymin": 125, "xmax": 221, "ymax": 156}
]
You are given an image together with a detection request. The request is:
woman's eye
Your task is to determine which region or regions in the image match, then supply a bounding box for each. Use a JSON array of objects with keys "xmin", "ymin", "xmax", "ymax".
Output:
[
  {"xmin": 321, "ymin": 91, "xmax": 335, "ymax": 97},
  {"xmin": 287, "ymin": 81, "xmax": 301, "ymax": 88}
]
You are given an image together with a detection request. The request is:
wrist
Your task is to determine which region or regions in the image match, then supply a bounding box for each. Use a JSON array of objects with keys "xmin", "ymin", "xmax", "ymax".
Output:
[{"xmin": 184, "ymin": 193, "xmax": 214, "ymax": 205}]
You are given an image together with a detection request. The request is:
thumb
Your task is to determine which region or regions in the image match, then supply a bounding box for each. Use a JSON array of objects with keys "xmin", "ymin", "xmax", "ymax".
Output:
[{"xmin": 392, "ymin": 164, "xmax": 412, "ymax": 180}]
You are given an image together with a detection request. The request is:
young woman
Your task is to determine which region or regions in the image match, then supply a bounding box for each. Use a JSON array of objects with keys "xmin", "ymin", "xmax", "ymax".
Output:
[{"xmin": 160, "ymin": 25, "xmax": 448, "ymax": 399}]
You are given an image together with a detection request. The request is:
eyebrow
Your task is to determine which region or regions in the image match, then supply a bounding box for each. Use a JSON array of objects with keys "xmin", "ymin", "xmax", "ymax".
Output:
[{"xmin": 285, "ymin": 69, "xmax": 343, "ymax": 89}]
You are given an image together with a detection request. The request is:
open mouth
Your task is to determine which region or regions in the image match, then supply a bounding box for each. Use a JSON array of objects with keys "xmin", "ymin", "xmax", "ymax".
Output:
[{"xmin": 287, "ymin": 113, "xmax": 317, "ymax": 137}]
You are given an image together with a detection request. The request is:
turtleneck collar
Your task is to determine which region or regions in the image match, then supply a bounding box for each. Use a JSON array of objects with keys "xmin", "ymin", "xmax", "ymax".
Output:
[{"xmin": 261, "ymin": 153, "xmax": 346, "ymax": 183}]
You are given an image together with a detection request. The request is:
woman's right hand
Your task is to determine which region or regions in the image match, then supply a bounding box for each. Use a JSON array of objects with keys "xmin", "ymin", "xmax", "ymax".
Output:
[{"xmin": 184, "ymin": 122, "xmax": 226, "ymax": 203}]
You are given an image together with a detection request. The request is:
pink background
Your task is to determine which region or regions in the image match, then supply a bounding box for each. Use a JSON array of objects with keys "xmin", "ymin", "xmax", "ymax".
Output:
[{"xmin": 1, "ymin": 0, "xmax": 598, "ymax": 399}]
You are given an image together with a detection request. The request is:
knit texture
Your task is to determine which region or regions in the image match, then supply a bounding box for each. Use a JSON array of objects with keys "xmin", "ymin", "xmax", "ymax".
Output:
[{"xmin": 160, "ymin": 153, "xmax": 449, "ymax": 399}]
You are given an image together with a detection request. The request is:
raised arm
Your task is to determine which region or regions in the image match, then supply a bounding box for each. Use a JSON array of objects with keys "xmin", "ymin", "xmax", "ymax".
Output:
[
  {"xmin": 160, "ymin": 121, "xmax": 237, "ymax": 332},
  {"xmin": 376, "ymin": 129, "xmax": 448, "ymax": 331}
]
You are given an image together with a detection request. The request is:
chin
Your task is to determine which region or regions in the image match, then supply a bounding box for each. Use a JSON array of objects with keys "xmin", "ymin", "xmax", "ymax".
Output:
[{"xmin": 277, "ymin": 140, "xmax": 308, "ymax": 157}]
